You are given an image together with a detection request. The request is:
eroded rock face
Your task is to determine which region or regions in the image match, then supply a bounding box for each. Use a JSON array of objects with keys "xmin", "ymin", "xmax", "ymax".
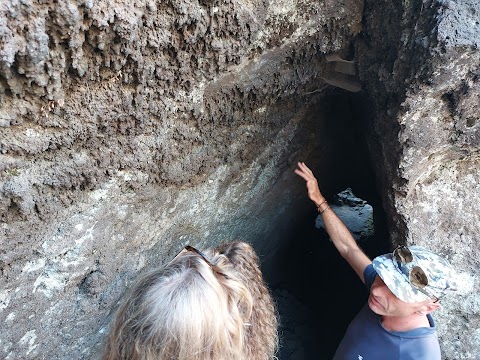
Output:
[
  {"xmin": 316, "ymin": 188, "xmax": 374, "ymax": 242},
  {"xmin": 1, "ymin": 0, "xmax": 479, "ymax": 359},
  {"xmin": 0, "ymin": 0, "xmax": 364, "ymax": 358},
  {"xmin": 357, "ymin": 1, "xmax": 480, "ymax": 358}
]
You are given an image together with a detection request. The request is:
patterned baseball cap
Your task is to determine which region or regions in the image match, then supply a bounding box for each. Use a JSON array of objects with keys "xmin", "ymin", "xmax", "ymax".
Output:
[{"xmin": 372, "ymin": 245, "xmax": 459, "ymax": 303}]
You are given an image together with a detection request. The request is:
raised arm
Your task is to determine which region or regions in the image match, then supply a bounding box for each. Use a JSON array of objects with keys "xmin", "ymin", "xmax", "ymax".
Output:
[{"xmin": 294, "ymin": 162, "xmax": 372, "ymax": 283}]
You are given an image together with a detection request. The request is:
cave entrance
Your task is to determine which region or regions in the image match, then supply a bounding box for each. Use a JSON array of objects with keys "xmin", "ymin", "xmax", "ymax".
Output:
[{"xmin": 262, "ymin": 89, "xmax": 391, "ymax": 359}]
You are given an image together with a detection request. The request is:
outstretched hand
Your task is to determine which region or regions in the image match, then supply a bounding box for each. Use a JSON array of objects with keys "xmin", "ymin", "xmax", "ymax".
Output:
[
  {"xmin": 295, "ymin": 162, "xmax": 372, "ymax": 281},
  {"xmin": 294, "ymin": 162, "xmax": 324, "ymax": 206}
]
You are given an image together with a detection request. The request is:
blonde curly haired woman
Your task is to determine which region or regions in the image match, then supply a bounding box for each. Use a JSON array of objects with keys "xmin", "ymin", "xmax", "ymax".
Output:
[{"xmin": 103, "ymin": 241, "xmax": 279, "ymax": 360}]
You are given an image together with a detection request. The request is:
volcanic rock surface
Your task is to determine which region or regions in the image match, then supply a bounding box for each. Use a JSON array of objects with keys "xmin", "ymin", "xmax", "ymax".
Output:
[{"xmin": 0, "ymin": 0, "xmax": 478, "ymax": 359}]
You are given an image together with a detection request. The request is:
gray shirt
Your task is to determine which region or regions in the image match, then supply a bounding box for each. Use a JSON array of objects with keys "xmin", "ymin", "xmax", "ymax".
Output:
[{"xmin": 332, "ymin": 264, "xmax": 441, "ymax": 360}]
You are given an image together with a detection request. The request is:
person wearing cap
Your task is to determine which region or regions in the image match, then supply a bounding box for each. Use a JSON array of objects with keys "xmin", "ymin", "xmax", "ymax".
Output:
[{"xmin": 295, "ymin": 162, "xmax": 458, "ymax": 360}]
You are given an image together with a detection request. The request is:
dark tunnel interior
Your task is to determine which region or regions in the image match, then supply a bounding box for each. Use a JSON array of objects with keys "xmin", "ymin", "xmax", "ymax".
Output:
[{"xmin": 262, "ymin": 89, "xmax": 392, "ymax": 359}]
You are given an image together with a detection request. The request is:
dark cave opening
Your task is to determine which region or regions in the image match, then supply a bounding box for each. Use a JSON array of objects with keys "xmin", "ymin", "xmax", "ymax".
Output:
[{"xmin": 263, "ymin": 89, "xmax": 392, "ymax": 359}]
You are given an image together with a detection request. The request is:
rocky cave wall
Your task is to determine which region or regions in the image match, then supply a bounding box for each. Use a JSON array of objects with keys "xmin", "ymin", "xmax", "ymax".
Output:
[
  {"xmin": 355, "ymin": 0, "xmax": 480, "ymax": 359},
  {"xmin": 0, "ymin": 0, "xmax": 365, "ymax": 358},
  {"xmin": 0, "ymin": 0, "xmax": 479, "ymax": 359}
]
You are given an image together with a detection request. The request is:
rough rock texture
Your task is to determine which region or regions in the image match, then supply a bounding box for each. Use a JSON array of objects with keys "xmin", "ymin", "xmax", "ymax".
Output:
[
  {"xmin": 356, "ymin": 0, "xmax": 480, "ymax": 358},
  {"xmin": 0, "ymin": 0, "xmax": 364, "ymax": 358},
  {"xmin": 316, "ymin": 188, "xmax": 375, "ymax": 243},
  {"xmin": 1, "ymin": 0, "xmax": 479, "ymax": 359}
]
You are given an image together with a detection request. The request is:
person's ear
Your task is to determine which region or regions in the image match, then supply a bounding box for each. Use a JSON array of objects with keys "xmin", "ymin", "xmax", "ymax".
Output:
[
  {"xmin": 426, "ymin": 302, "xmax": 441, "ymax": 313},
  {"xmin": 417, "ymin": 302, "xmax": 441, "ymax": 315}
]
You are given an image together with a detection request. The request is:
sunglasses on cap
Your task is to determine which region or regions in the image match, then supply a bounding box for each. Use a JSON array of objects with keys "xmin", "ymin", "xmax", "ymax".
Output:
[{"xmin": 393, "ymin": 245, "xmax": 440, "ymax": 303}]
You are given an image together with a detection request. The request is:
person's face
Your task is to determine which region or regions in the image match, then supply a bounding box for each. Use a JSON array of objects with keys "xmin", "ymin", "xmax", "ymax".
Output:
[{"xmin": 368, "ymin": 275, "xmax": 432, "ymax": 317}]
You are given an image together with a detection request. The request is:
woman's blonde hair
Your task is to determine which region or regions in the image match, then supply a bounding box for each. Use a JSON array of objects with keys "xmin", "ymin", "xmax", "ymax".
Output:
[{"xmin": 103, "ymin": 241, "xmax": 278, "ymax": 360}]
